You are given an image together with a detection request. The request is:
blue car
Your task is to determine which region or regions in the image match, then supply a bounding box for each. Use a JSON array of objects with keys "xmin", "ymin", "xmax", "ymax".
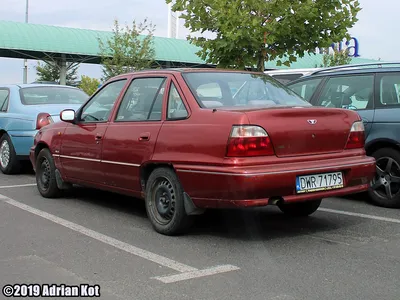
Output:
[{"xmin": 0, "ymin": 84, "xmax": 88, "ymax": 174}]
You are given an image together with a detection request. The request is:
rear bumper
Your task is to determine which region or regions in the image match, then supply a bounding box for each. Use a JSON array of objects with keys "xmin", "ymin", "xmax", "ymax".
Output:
[
  {"xmin": 29, "ymin": 147, "xmax": 36, "ymax": 172},
  {"xmin": 175, "ymin": 155, "xmax": 376, "ymax": 208},
  {"xmin": 9, "ymin": 130, "xmax": 37, "ymax": 156}
]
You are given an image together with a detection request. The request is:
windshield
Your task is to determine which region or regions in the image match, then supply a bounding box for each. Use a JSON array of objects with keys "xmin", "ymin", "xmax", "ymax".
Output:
[
  {"xmin": 182, "ymin": 72, "xmax": 312, "ymax": 109},
  {"xmin": 20, "ymin": 86, "xmax": 88, "ymax": 105}
]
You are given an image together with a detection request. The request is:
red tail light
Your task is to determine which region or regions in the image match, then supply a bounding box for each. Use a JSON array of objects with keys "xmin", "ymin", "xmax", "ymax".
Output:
[
  {"xmin": 36, "ymin": 113, "xmax": 54, "ymax": 130},
  {"xmin": 345, "ymin": 121, "xmax": 365, "ymax": 149},
  {"xmin": 226, "ymin": 125, "xmax": 275, "ymax": 157}
]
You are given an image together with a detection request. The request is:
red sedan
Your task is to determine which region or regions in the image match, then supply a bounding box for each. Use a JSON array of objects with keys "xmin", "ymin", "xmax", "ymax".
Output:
[{"xmin": 30, "ymin": 69, "xmax": 376, "ymax": 235}]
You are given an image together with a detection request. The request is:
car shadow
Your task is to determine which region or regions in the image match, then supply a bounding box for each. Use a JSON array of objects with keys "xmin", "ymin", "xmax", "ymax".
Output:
[
  {"xmin": 59, "ymin": 187, "xmax": 362, "ymax": 242},
  {"xmin": 188, "ymin": 207, "xmax": 360, "ymax": 241},
  {"xmin": 61, "ymin": 187, "xmax": 148, "ymax": 220}
]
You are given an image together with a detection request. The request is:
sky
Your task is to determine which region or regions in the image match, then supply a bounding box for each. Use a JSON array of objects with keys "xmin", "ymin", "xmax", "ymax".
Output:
[{"xmin": 0, "ymin": 0, "xmax": 397, "ymax": 84}]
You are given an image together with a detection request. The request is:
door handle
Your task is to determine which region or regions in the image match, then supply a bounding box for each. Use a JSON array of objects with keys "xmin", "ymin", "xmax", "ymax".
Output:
[
  {"xmin": 139, "ymin": 132, "xmax": 150, "ymax": 141},
  {"xmin": 95, "ymin": 133, "xmax": 102, "ymax": 140}
]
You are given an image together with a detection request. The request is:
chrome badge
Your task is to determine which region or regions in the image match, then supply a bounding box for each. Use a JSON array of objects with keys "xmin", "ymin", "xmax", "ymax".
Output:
[{"xmin": 307, "ymin": 119, "xmax": 317, "ymax": 125}]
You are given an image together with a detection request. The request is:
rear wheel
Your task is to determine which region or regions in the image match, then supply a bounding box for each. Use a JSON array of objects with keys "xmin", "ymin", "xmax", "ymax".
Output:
[
  {"xmin": 368, "ymin": 148, "xmax": 400, "ymax": 208},
  {"xmin": 145, "ymin": 167, "xmax": 193, "ymax": 235},
  {"xmin": 0, "ymin": 134, "xmax": 21, "ymax": 174},
  {"xmin": 36, "ymin": 148, "xmax": 62, "ymax": 198},
  {"xmin": 278, "ymin": 199, "xmax": 322, "ymax": 217}
]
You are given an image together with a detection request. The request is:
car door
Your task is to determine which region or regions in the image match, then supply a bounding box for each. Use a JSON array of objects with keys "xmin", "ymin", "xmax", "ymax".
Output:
[
  {"xmin": 59, "ymin": 78, "xmax": 128, "ymax": 183},
  {"xmin": 100, "ymin": 75, "xmax": 169, "ymax": 193},
  {"xmin": 312, "ymin": 74, "xmax": 376, "ymax": 137},
  {"xmin": 0, "ymin": 88, "xmax": 9, "ymax": 128},
  {"xmin": 372, "ymin": 72, "xmax": 400, "ymax": 139}
]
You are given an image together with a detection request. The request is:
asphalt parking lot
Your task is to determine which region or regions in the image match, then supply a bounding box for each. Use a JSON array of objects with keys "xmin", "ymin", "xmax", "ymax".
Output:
[{"xmin": 0, "ymin": 167, "xmax": 399, "ymax": 300}]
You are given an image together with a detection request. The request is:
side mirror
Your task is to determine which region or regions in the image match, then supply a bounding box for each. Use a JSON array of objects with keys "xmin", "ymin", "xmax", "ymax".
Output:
[{"xmin": 60, "ymin": 109, "xmax": 76, "ymax": 123}]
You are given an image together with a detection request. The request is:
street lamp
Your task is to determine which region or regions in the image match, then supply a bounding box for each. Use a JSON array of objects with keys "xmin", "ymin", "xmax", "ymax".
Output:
[{"xmin": 23, "ymin": 0, "xmax": 29, "ymax": 84}]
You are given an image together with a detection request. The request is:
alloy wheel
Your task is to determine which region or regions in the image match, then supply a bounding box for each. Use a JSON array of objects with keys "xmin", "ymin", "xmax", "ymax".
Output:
[
  {"xmin": 370, "ymin": 157, "xmax": 400, "ymax": 200},
  {"xmin": 0, "ymin": 140, "xmax": 10, "ymax": 169}
]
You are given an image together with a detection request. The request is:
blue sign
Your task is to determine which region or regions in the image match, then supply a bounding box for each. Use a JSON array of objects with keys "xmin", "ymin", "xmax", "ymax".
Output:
[{"xmin": 319, "ymin": 37, "xmax": 360, "ymax": 57}]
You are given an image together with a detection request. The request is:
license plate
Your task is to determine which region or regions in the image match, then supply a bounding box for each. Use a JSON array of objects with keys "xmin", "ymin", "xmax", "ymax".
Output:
[{"xmin": 296, "ymin": 171, "xmax": 344, "ymax": 194}]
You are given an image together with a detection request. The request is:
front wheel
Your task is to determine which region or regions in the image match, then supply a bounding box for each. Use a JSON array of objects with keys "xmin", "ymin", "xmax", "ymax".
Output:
[
  {"xmin": 368, "ymin": 148, "xmax": 400, "ymax": 208},
  {"xmin": 278, "ymin": 199, "xmax": 322, "ymax": 217},
  {"xmin": 145, "ymin": 167, "xmax": 193, "ymax": 235},
  {"xmin": 36, "ymin": 148, "xmax": 62, "ymax": 198}
]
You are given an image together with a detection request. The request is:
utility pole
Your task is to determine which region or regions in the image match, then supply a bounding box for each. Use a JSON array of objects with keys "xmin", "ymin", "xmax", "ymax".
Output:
[{"xmin": 23, "ymin": 0, "xmax": 29, "ymax": 84}]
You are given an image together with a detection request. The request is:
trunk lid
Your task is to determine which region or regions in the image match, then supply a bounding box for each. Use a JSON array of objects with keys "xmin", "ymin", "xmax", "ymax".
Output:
[
  {"xmin": 28, "ymin": 104, "xmax": 83, "ymax": 123},
  {"xmin": 242, "ymin": 107, "xmax": 357, "ymax": 157}
]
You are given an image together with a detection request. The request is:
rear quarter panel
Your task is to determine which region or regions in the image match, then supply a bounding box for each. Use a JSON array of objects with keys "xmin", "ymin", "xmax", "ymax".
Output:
[
  {"xmin": 152, "ymin": 109, "xmax": 249, "ymax": 166},
  {"xmin": 365, "ymin": 107, "xmax": 400, "ymax": 149},
  {"xmin": 0, "ymin": 87, "xmax": 37, "ymax": 155}
]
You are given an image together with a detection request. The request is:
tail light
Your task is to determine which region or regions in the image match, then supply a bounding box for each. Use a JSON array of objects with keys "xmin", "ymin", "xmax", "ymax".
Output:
[
  {"xmin": 345, "ymin": 121, "xmax": 365, "ymax": 149},
  {"xmin": 226, "ymin": 125, "xmax": 275, "ymax": 157},
  {"xmin": 36, "ymin": 113, "xmax": 54, "ymax": 130}
]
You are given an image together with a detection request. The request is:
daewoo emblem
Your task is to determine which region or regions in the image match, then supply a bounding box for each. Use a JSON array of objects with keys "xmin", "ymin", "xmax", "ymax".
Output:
[{"xmin": 307, "ymin": 119, "xmax": 317, "ymax": 125}]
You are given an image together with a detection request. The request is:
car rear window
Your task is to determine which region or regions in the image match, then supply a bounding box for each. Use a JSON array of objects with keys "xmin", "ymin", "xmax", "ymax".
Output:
[
  {"xmin": 19, "ymin": 86, "xmax": 88, "ymax": 105},
  {"xmin": 182, "ymin": 72, "xmax": 311, "ymax": 109}
]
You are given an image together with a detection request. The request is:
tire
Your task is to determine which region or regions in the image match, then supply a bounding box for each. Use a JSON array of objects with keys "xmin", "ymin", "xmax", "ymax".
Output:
[
  {"xmin": 0, "ymin": 134, "xmax": 21, "ymax": 174},
  {"xmin": 278, "ymin": 199, "xmax": 322, "ymax": 217},
  {"xmin": 368, "ymin": 148, "xmax": 400, "ymax": 208},
  {"xmin": 35, "ymin": 148, "xmax": 62, "ymax": 198},
  {"xmin": 145, "ymin": 167, "xmax": 193, "ymax": 235}
]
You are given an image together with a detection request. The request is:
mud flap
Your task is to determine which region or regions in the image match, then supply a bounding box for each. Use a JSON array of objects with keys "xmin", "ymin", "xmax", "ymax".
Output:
[{"xmin": 184, "ymin": 192, "xmax": 205, "ymax": 215}]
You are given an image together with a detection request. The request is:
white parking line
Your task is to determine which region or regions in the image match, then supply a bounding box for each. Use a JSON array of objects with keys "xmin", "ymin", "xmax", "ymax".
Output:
[
  {"xmin": 0, "ymin": 183, "xmax": 36, "ymax": 189},
  {"xmin": 319, "ymin": 208, "xmax": 400, "ymax": 224},
  {"xmin": 0, "ymin": 194, "xmax": 240, "ymax": 283},
  {"xmin": 153, "ymin": 265, "xmax": 240, "ymax": 283}
]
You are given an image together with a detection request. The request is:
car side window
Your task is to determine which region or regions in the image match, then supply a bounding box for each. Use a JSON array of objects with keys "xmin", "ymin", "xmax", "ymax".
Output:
[
  {"xmin": 288, "ymin": 78, "xmax": 323, "ymax": 102},
  {"xmin": 379, "ymin": 74, "xmax": 400, "ymax": 107},
  {"xmin": 116, "ymin": 77, "xmax": 166, "ymax": 122},
  {"xmin": 167, "ymin": 83, "xmax": 188, "ymax": 120},
  {"xmin": 316, "ymin": 75, "xmax": 374, "ymax": 110},
  {"xmin": 0, "ymin": 89, "xmax": 9, "ymax": 112},
  {"xmin": 80, "ymin": 79, "xmax": 127, "ymax": 123}
]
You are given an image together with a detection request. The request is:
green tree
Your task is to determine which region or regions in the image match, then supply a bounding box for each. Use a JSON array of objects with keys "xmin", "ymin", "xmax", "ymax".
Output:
[
  {"xmin": 78, "ymin": 75, "xmax": 100, "ymax": 96},
  {"xmin": 168, "ymin": 0, "xmax": 361, "ymax": 71},
  {"xmin": 35, "ymin": 61, "xmax": 79, "ymax": 85},
  {"xmin": 320, "ymin": 45, "xmax": 352, "ymax": 67},
  {"xmin": 98, "ymin": 19, "xmax": 156, "ymax": 81}
]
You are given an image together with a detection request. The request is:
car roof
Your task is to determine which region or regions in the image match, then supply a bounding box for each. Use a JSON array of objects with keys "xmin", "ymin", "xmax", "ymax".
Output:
[
  {"xmin": 0, "ymin": 84, "xmax": 81, "ymax": 89},
  {"xmin": 110, "ymin": 68, "xmax": 268, "ymax": 78},
  {"xmin": 288, "ymin": 62, "xmax": 400, "ymax": 85}
]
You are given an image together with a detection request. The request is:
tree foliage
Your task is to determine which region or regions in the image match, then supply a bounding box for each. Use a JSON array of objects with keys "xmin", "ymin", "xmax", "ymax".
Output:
[
  {"xmin": 99, "ymin": 19, "xmax": 156, "ymax": 81},
  {"xmin": 35, "ymin": 61, "xmax": 79, "ymax": 85},
  {"xmin": 168, "ymin": 0, "xmax": 361, "ymax": 71},
  {"xmin": 320, "ymin": 46, "xmax": 352, "ymax": 67},
  {"xmin": 78, "ymin": 75, "xmax": 100, "ymax": 96}
]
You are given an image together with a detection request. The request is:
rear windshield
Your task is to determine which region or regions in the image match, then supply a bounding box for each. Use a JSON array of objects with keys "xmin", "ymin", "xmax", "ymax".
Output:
[
  {"xmin": 182, "ymin": 72, "xmax": 311, "ymax": 109},
  {"xmin": 19, "ymin": 86, "xmax": 88, "ymax": 105}
]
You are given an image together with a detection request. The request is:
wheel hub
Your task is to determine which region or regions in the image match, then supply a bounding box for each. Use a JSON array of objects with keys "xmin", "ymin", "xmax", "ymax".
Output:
[
  {"xmin": 38, "ymin": 158, "xmax": 51, "ymax": 191},
  {"xmin": 151, "ymin": 178, "xmax": 176, "ymax": 224},
  {"xmin": 0, "ymin": 140, "xmax": 10, "ymax": 168},
  {"xmin": 371, "ymin": 156, "xmax": 400, "ymax": 200}
]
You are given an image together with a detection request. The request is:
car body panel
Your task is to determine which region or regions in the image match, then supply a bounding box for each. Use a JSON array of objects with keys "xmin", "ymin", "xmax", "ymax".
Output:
[
  {"xmin": 287, "ymin": 66, "xmax": 400, "ymax": 154},
  {"xmin": 31, "ymin": 69, "xmax": 376, "ymax": 208}
]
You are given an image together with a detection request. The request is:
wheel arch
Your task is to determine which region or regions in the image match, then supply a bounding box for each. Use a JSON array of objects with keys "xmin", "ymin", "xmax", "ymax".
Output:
[
  {"xmin": 34, "ymin": 142, "xmax": 50, "ymax": 158},
  {"xmin": 0, "ymin": 129, "xmax": 6, "ymax": 139},
  {"xmin": 139, "ymin": 162, "xmax": 176, "ymax": 191},
  {"xmin": 365, "ymin": 138, "xmax": 400, "ymax": 156}
]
